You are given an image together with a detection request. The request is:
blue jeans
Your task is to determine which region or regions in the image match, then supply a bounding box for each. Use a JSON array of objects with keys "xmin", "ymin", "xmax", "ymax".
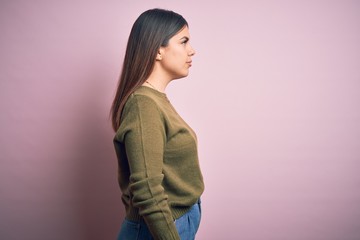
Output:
[{"xmin": 117, "ymin": 200, "xmax": 201, "ymax": 240}]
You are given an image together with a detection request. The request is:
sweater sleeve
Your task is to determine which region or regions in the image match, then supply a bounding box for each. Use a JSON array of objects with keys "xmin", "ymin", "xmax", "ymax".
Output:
[{"xmin": 121, "ymin": 94, "xmax": 180, "ymax": 240}]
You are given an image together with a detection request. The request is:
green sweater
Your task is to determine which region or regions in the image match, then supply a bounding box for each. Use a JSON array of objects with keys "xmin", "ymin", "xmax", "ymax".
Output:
[{"xmin": 113, "ymin": 86, "xmax": 204, "ymax": 240}]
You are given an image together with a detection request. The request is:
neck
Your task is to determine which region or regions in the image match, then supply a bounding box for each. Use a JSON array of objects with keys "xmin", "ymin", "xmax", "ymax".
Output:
[
  {"xmin": 143, "ymin": 80, "xmax": 159, "ymax": 92},
  {"xmin": 142, "ymin": 64, "xmax": 172, "ymax": 93}
]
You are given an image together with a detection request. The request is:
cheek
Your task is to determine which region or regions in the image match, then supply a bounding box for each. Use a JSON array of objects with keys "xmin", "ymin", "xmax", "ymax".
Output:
[
  {"xmin": 162, "ymin": 47, "xmax": 188, "ymax": 70},
  {"xmin": 167, "ymin": 52, "xmax": 185, "ymax": 67},
  {"xmin": 171, "ymin": 47, "xmax": 186, "ymax": 59}
]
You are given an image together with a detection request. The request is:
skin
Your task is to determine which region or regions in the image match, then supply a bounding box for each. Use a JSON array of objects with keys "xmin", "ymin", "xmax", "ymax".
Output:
[{"xmin": 143, "ymin": 26, "xmax": 196, "ymax": 92}]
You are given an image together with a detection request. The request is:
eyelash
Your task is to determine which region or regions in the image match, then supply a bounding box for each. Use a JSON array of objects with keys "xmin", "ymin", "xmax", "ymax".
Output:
[{"xmin": 182, "ymin": 40, "xmax": 188, "ymax": 45}]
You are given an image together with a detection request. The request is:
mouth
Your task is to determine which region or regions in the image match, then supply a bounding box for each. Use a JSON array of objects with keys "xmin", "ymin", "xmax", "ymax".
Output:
[{"xmin": 186, "ymin": 61, "xmax": 192, "ymax": 67}]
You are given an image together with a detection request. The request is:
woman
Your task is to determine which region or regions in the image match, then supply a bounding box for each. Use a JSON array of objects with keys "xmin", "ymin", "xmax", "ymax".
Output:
[{"xmin": 111, "ymin": 8, "xmax": 204, "ymax": 240}]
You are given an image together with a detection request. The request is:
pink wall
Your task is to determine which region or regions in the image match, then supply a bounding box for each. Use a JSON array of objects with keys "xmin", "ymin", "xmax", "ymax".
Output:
[{"xmin": 1, "ymin": 1, "xmax": 360, "ymax": 239}]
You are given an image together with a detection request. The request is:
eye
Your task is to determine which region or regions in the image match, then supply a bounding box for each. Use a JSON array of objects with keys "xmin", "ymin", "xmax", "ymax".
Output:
[{"xmin": 181, "ymin": 37, "xmax": 189, "ymax": 45}]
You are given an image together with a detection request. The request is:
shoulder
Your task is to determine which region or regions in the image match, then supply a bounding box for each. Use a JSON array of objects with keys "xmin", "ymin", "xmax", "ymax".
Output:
[
  {"xmin": 117, "ymin": 88, "xmax": 166, "ymax": 136},
  {"xmin": 124, "ymin": 87, "xmax": 166, "ymax": 111},
  {"xmin": 122, "ymin": 91, "xmax": 162, "ymax": 120},
  {"xmin": 124, "ymin": 92, "xmax": 159, "ymax": 111}
]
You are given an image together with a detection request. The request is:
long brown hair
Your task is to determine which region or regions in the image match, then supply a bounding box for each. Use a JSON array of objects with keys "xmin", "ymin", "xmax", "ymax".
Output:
[{"xmin": 110, "ymin": 8, "xmax": 188, "ymax": 131}]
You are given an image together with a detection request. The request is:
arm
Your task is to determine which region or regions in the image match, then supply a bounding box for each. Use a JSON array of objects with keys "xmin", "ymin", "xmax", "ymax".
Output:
[{"xmin": 122, "ymin": 95, "xmax": 180, "ymax": 240}]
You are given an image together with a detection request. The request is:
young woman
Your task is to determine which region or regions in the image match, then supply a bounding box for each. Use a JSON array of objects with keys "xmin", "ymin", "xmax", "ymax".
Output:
[{"xmin": 111, "ymin": 8, "xmax": 204, "ymax": 240}]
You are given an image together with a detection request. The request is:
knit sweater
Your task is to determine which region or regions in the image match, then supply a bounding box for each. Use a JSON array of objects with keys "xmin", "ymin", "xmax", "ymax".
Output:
[{"xmin": 113, "ymin": 86, "xmax": 204, "ymax": 240}]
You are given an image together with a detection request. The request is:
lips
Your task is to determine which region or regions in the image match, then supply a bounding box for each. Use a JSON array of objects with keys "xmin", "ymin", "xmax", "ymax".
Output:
[{"xmin": 186, "ymin": 61, "xmax": 192, "ymax": 67}]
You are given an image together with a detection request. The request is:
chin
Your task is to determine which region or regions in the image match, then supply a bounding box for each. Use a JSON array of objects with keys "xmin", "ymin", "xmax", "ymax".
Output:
[
  {"xmin": 172, "ymin": 72, "xmax": 189, "ymax": 80},
  {"xmin": 181, "ymin": 70, "xmax": 190, "ymax": 77}
]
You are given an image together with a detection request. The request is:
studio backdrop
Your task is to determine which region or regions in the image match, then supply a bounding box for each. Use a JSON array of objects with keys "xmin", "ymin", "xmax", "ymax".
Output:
[{"xmin": 1, "ymin": 1, "xmax": 360, "ymax": 239}]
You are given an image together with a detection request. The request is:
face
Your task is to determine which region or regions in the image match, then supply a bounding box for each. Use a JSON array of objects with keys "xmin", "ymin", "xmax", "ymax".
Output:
[{"xmin": 158, "ymin": 26, "xmax": 196, "ymax": 80}]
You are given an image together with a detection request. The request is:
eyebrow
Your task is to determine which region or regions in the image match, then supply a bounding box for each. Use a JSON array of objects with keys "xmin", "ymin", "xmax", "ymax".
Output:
[{"xmin": 179, "ymin": 36, "xmax": 189, "ymax": 41}]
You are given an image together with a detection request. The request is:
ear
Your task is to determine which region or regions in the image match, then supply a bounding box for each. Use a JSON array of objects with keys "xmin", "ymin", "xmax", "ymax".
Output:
[{"xmin": 156, "ymin": 47, "xmax": 165, "ymax": 61}]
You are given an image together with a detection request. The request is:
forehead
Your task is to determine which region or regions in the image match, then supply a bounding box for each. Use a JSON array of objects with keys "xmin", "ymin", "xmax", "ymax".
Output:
[{"xmin": 171, "ymin": 26, "xmax": 190, "ymax": 40}]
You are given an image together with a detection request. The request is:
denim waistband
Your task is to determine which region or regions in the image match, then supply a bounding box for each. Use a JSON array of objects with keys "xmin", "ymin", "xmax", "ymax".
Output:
[{"xmin": 128, "ymin": 199, "xmax": 201, "ymax": 224}]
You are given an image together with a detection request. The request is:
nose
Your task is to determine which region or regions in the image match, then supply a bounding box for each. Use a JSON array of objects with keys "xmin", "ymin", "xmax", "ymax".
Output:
[{"xmin": 188, "ymin": 44, "xmax": 196, "ymax": 56}]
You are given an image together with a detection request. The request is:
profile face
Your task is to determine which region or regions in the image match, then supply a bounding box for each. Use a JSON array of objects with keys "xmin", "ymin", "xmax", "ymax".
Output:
[{"xmin": 158, "ymin": 26, "xmax": 196, "ymax": 80}]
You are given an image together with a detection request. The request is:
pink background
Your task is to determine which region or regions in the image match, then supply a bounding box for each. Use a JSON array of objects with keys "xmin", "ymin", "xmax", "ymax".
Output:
[{"xmin": 1, "ymin": 1, "xmax": 360, "ymax": 239}]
